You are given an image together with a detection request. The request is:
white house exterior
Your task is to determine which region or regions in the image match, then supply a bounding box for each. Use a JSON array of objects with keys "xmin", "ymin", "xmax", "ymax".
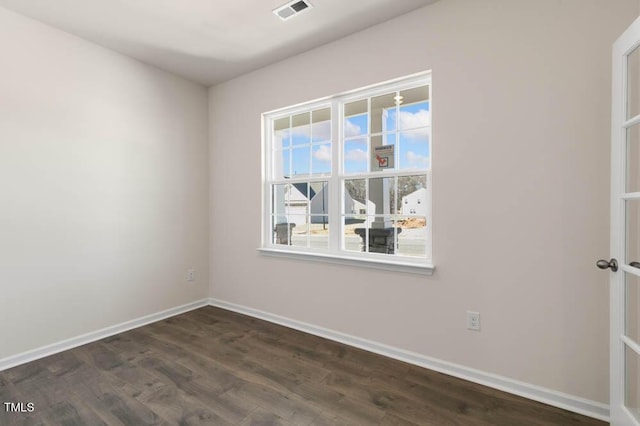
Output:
[
  {"xmin": 401, "ymin": 187, "xmax": 428, "ymax": 216},
  {"xmin": 284, "ymin": 184, "xmax": 309, "ymax": 227}
]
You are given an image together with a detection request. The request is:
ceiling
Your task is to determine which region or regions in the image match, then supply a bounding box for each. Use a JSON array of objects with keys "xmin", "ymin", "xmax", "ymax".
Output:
[{"xmin": 0, "ymin": 0, "xmax": 438, "ymax": 86}]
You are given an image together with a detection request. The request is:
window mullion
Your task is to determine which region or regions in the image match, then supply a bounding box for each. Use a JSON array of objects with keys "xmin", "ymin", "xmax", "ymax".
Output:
[
  {"xmin": 329, "ymin": 98, "xmax": 341, "ymax": 252},
  {"xmin": 263, "ymin": 116, "xmax": 273, "ymax": 247}
]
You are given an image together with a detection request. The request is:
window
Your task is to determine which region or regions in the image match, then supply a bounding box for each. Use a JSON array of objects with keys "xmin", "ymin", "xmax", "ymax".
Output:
[{"xmin": 262, "ymin": 72, "xmax": 432, "ymax": 273}]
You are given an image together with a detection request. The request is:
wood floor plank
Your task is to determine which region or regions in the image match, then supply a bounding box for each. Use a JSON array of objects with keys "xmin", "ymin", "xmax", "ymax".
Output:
[
  {"xmin": 225, "ymin": 381, "xmax": 321, "ymax": 426},
  {"xmin": 145, "ymin": 321, "xmax": 313, "ymax": 397},
  {"xmin": 75, "ymin": 369, "xmax": 162, "ymax": 426},
  {"xmin": 136, "ymin": 355, "xmax": 257, "ymax": 424},
  {"xmin": 379, "ymin": 412, "xmax": 421, "ymax": 426},
  {"xmin": 38, "ymin": 396, "xmax": 108, "ymax": 426},
  {"xmin": 134, "ymin": 382, "xmax": 233, "ymax": 426},
  {"xmin": 167, "ymin": 312, "xmax": 334, "ymax": 388},
  {"xmin": 308, "ymin": 412, "xmax": 352, "ymax": 426},
  {"xmin": 0, "ymin": 378, "xmax": 50, "ymax": 426},
  {"xmin": 238, "ymin": 407, "xmax": 293, "ymax": 426},
  {"xmin": 0, "ymin": 306, "xmax": 606, "ymax": 426}
]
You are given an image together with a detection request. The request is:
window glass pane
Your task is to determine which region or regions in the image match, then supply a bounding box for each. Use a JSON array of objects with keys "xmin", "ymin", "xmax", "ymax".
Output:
[
  {"xmin": 312, "ymin": 143, "xmax": 331, "ymax": 175},
  {"xmin": 627, "ymin": 272, "xmax": 640, "ymax": 345},
  {"xmin": 345, "ymin": 114, "xmax": 368, "ymax": 138},
  {"xmin": 290, "ymin": 216, "xmax": 308, "ymax": 248},
  {"xmin": 398, "ymin": 86, "xmax": 429, "ymax": 127},
  {"xmin": 363, "ymin": 216, "xmax": 397, "ymax": 254},
  {"xmin": 272, "ymin": 216, "xmax": 293, "ymax": 245},
  {"xmin": 292, "ymin": 146, "xmax": 310, "ymax": 175},
  {"xmin": 292, "ymin": 112, "xmax": 311, "ymax": 146},
  {"xmin": 273, "ymin": 149, "xmax": 291, "ymax": 179},
  {"xmin": 397, "ymin": 216, "xmax": 426, "ymax": 257},
  {"xmin": 310, "ymin": 215, "xmax": 329, "ymax": 249},
  {"xmin": 400, "ymin": 85, "xmax": 429, "ymax": 103},
  {"xmin": 344, "ymin": 215, "xmax": 366, "ymax": 252},
  {"xmin": 345, "ymin": 100, "xmax": 368, "ymax": 138},
  {"xmin": 626, "ymin": 345, "xmax": 640, "ymax": 423},
  {"xmin": 344, "ymin": 179, "xmax": 367, "ymax": 215},
  {"xmin": 344, "ymin": 139, "xmax": 368, "ymax": 174},
  {"xmin": 371, "ymin": 93, "xmax": 397, "ymax": 134},
  {"xmin": 310, "ymin": 181, "xmax": 329, "ymax": 215},
  {"xmin": 628, "ymin": 199, "xmax": 640, "ymax": 267},
  {"xmin": 345, "ymin": 99, "xmax": 368, "ymax": 116},
  {"xmin": 399, "ymin": 130, "xmax": 430, "ymax": 170},
  {"xmin": 399, "ymin": 85, "xmax": 429, "ymax": 111},
  {"xmin": 312, "ymin": 108, "xmax": 331, "ymax": 142},
  {"xmin": 371, "ymin": 135, "xmax": 395, "ymax": 171},
  {"xmin": 274, "ymin": 117, "xmax": 291, "ymax": 148},
  {"xmin": 274, "ymin": 116, "xmax": 290, "ymax": 131},
  {"xmin": 398, "ymin": 102, "xmax": 430, "ymax": 131},
  {"xmin": 628, "ymin": 124, "xmax": 640, "ymax": 193},
  {"xmin": 386, "ymin": 108, "xmax": 397, "ymax": 134},
  {"xmin": 288, "ymin": 182, "xmax": 308, "ymax": 199},
  {"xmin": 274, "ymin": 129, "xmax": 290, "ymax": 149},
  {"xmin": 398, "ymin": 175, "xmax": 428, "ymax": 215},
  {"xmin": 369, "ymin": 177, "xmax": 396, "ymax": 215},
  {"xmin": 286, "ymin": 183, "xmax": 308, "ymax": 247},
  {"xmin": 386, "ymin": 133, "xmax": 397, "ymax": 146},
  {"xmin": 629, "ymin": 46, "xmax": 640, "ymax": 120},
  {"xmin": 272, "ymin": 184, "xmax": 287, "ymax": 216}
]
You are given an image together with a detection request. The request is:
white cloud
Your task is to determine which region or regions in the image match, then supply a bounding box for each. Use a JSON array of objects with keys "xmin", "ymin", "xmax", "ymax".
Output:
[
  {"xmin": 345, "ymin": 148, "xmax": 367, "ymax": 162},
  {"xmin": 313, "ymin": 145, "xmax": 332, "ymax": 162},
  {"xmin": 345, "ymin": 119, "xmax": 363, "ymax": 138},
  {"xmin": 312, "ymin": 121, "xmax": 331, "ymax": 140},
  {"xmin": 399, "ymin": 109, "xmax": 430, "ymax": 140},
  {"xmin": 406, "ymin": 151, "xmax": 429, "ymax": 167},
  {"xmin": 290, "ymin": 120, "xmax": 332, "ymax": 141},
  {"xmin": 399, "ymin": 109, "xmax": 430, "ymax": 128}
]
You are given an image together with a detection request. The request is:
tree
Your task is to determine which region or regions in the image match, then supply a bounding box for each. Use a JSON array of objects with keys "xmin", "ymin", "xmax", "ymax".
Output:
[{"xmin": 344, "ymin": 179, "xmax": 366, "ymax": 202}]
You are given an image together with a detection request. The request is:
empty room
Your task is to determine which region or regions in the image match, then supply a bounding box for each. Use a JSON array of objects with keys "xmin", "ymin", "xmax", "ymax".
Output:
[{"xmin": 1, "ymin": 0, "xmax": 640, "ymax": 424}]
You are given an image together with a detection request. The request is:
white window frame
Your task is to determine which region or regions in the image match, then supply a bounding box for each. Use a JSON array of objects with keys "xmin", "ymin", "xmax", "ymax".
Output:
[{"xmin": 260, "ymin": 71, "xmax": 434, "ymax": 275}]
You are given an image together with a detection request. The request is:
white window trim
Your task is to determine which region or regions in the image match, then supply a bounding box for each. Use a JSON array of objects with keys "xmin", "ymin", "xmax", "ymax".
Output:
[
  {"xmin": 260, "ymin": 71, "xmax": 433, "ymax": 275},
  {"xmin": 257, "ymin": 247, "xmax": 434, "ymax": 275}
]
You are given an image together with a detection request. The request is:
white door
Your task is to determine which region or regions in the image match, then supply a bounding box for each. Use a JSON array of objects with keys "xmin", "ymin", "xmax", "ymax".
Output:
[{"xmin": 608, "ymin": 14, "xmax": 640, "ymax": 426}]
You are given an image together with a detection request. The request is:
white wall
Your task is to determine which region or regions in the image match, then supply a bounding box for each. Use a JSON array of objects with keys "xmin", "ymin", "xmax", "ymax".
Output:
[
  {"xmin": 0, "ymin": 7, "xmax": 209, "ymax": 359},
  {"xmin": 209, "ymin": 0, "xmax": 638, "ymax": 403}
]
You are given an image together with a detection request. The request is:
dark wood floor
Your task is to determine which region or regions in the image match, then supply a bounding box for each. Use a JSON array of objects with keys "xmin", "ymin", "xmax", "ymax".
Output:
[{"xmin": 0, "ymin": 306, "xmax": 605, "ymax": 426}]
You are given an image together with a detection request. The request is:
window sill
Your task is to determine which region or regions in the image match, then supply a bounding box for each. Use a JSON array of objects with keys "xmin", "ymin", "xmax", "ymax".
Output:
[{"xmin": 257, "ymin": 248, "xmax": 434, "ymax": 275}]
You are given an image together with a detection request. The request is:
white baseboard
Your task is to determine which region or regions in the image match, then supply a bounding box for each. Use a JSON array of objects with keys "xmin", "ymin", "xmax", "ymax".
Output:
[
  {"xmin": 0, "ymin": 298, "xmax": 209, "ymax": 372},
  {"xmin": 0, "ymin": 296, "xmax": 609, "ymax": 422},
  {"xmin": 208, "ymin": 298, "xmax": 610, "ymax": 422}
]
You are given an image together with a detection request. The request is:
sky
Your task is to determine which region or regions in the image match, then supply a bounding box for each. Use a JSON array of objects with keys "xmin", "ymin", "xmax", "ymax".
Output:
[{"xmin": 274, "ymin": 101, "xmax": 430, "ymax": 178}]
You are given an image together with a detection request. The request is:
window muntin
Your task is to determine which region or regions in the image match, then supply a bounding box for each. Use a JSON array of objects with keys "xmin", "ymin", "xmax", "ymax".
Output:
[{"xmin": 264, "ymin": 73, "xmax": 431, "ymax": 267}]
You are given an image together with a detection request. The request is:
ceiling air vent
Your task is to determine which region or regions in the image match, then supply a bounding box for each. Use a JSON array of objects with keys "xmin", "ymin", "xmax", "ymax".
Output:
[{"xmin": 273, "ymin": 0, "xmax": 313, "ymax": 21}]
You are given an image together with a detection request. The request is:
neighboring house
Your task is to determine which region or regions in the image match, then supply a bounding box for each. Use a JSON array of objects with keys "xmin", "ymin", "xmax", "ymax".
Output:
[
  {"xmin": 350, "ymin": 198, "xmax": 368, "ymax": 215},
  {"xmin": 310, "ymin": 184, "xmax": 374, "ymax": 224},
  {"xmin": 279, "ymin": 183, "xmax": 375, "ymax": 226},
  {"xmin": 401, "ymin": 187, "xmax": 428, "ymax": 216},
  {"xmin": 285, "ymin": 183, "xmax": 428, "ymax": 226},
  {"xmin": 283, "ymin": 183, "xmax": 313, "ymax": 227}
]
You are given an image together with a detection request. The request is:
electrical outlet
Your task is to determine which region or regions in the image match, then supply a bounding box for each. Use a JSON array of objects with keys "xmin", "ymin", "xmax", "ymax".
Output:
[
  {"xmin": 467, "ymin": 311, "xmax": 480, "ymax": 331},
  {"xmin": 187, "ymin": 268, "xmax": 195, "ymax": 282}
]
